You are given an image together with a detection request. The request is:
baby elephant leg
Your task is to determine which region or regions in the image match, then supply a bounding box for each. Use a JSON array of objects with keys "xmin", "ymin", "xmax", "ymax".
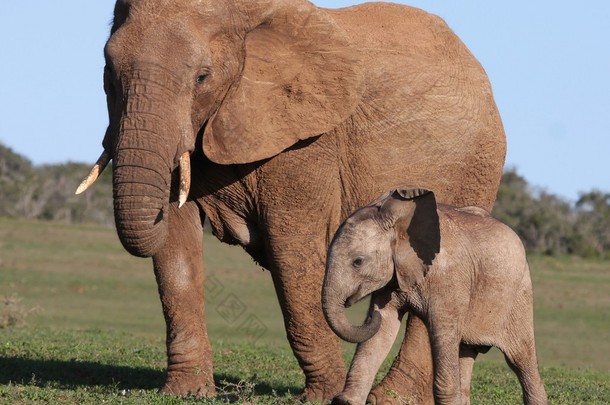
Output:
[
  {"xmin": 333, "ymin": 290, "xmax": 404, "ymax": 405},
  {"xmin": 457, "ymin": 345, "xmax": 480, "ymax": 405},
  {"xmin": 429, "ymin": 323, "xmax": 462, "ymax": 405},
  {"xmin": 368, "ymin": 314, "xmax": 434, "ymax": 405},
  {"xmin": 502, "ymin": 298, "xmax": 548, "ymax": 405},
  {"xmin": 502, "ymin": 342, "xmax": 548, "ymax": 405}
]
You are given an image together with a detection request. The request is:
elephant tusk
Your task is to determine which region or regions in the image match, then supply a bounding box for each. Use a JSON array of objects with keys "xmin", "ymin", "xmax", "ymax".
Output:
[
  {"xmin": 178, "ymin": 151, "xmax": 191, "ymax": 208},
  {"xmin": 75, "ymin": 150, "xmax": 111, "ymax": 195}
]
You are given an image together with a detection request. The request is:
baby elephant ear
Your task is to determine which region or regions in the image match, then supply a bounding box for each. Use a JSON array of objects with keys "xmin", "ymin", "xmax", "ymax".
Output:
[{"xmin": 391, "ymin": 188, "xmax": 440, "ymax": 291}]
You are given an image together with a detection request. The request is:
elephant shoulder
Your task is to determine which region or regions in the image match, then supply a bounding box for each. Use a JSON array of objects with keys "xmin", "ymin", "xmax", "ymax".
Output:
[
  {"xmin": 326, "ymin": 2, "xmax": 449, "ymax": 33},
  {"xmin": 325, "ymin": 2, "xmax": 455, "ymax": 50},
  {"xmin": 445, "ymin": 206, "xmax": 523, "ymax": 253},
  {"xmin": 439, "ymin": 205, "xmax": 498, "ymax": 237},
  {"xmin": 455, "ymin": 206, "xmax": 491, "ymax": 218}
]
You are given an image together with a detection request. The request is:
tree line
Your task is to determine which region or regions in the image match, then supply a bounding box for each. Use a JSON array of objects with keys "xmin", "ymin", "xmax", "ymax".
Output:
[
  {"xmin": 1, "ymin": 143, "xmax": 608, "ymax": 258},
  {"xmin": 0, "ymin": 144, "xmax": 113, "ymax": 226},
  {"xmin": 492, "ymin": 169, "xmax": 610, "ymax": 258}
]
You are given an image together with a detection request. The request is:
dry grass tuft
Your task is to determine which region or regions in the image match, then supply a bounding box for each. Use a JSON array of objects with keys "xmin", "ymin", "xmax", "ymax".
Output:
[{"xmin": 0, "ymin": 294, "xmax": 38, "ymax": 328}]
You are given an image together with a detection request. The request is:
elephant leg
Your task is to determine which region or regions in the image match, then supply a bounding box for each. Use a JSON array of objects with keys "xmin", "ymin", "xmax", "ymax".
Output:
[
  {"xmin": 429, "ymin": 325, "xmax": 461, "ymax": 405},
  {"xmin": 502, "ymin": 342, "xmax": 548, "ymax": 405},
  {"xmin": 269, "ymin": 243, "xmax": 346, "ymax": 402},
  {"xmin": 334, "ymin": 290, "xmax": 404, "ymax": 405},
  {"xmin": 458, "ymin": 345, "xmax": 479, "ymax": 405},
  {"xmin": 152, "ymin": 202, "xmax": 215, "ymax": 397},
  {"xmin": 368, "ymin": 314, "xmax": 434, "ymax": 405},
  {"xmin": 256, "ymin": 139, "xmax": 347, "ymax": 401}
]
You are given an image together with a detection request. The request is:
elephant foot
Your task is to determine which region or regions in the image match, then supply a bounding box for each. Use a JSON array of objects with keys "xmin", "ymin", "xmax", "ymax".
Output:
[
  {"xmin": 367, "ymin": 385, "xmax": 415, "ymax": 405},
  {"xmin": 330, "ymin": 394, "xmax": 358, "ymax": 405},
  {"xmin": 298, "ymin": 372, "xmax": 345, "ymax": 403},
  {"xmin": 159, "ymin": 370, "xmax": 216, "ymax": 398},
  {"xmin": 367, "ymin": 378, "xmax": 430, "ymax": 405}
]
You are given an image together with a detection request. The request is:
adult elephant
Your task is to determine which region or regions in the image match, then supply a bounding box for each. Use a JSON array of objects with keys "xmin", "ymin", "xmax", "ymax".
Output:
[{"xmin": 78, "ymin": 0, "xmax": 506, "ymax": 403}]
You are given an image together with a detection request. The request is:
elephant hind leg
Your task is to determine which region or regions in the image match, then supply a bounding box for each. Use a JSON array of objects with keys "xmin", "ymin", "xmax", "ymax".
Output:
[
  {"xmin": 457, "ymin": 345, "xmax": 479, "ymax": 405},
  {"xmin": 368, "ymin": 314, "xmax": 434, "ymax": 405},
  {"xmin": 502, "ymin": 342, "xmax": 548, "ymax": 405}
]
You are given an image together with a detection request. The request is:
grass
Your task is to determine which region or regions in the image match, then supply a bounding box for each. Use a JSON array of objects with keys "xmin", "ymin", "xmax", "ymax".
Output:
[{"xmin": 0, "ymin": 217, "xmax": 609, "ymax": 403}]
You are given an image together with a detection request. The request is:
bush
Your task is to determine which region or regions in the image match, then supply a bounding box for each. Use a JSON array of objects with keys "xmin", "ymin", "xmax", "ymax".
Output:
[
  {"xmin": 493, "ymin": 168, "xmax": 610, "ymax": 258},
  {"xmin": 0, "ymin": 144, "xmax": 114, "ymax": 226}
]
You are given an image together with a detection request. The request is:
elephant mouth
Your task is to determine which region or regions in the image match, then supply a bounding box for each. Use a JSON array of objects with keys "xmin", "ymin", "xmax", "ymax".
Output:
[{"xmin": 345, "ymin": 288, "xmax": 368, "ymax": 308}]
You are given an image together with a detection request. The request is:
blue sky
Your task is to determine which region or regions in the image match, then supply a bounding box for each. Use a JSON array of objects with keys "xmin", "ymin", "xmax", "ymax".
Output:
[{"xmin": 1, "ymin": 1, "xmax": 608, "ymax": 202}]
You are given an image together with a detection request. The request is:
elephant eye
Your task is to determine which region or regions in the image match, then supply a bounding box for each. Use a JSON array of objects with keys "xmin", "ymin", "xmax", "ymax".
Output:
[
  {"xmin": 352, "ymin": 257, "xmax": 364, "ymax": 268},
  {"xmin": 196, "ymin": 73, "xmax": 209, "ymax": 85}
]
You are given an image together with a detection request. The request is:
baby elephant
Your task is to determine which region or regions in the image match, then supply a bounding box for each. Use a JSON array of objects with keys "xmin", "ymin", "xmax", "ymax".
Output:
[{"xmin": 322, "ymin": 188, "xmax": 547, "ymax": 405}]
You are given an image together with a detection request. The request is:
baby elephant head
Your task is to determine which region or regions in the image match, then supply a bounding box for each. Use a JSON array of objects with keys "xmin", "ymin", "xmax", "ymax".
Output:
[{"xmin": 322, "ymin": 188, "xmax": 440, "ymax": 343}]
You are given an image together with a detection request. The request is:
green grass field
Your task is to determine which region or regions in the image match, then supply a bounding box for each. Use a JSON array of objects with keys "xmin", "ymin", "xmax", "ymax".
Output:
[{"xmin": 1, "ymin": 217, "xmax": 609, "ymax": 404}]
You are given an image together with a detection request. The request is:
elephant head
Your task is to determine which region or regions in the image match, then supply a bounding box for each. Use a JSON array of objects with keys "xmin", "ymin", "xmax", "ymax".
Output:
[
  {"xmin": 76, "ymin": 0, "xmax": 364, "ymax": 257},
  {"xmin": 322, "ymin": 188, "xmax": 440, "ymax": 343}
]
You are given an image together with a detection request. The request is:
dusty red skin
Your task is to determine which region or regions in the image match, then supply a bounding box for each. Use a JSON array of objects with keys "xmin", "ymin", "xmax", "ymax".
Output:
[{"xmin": 87, "ymin": 1, "xmax": 506, "ymax": 402}]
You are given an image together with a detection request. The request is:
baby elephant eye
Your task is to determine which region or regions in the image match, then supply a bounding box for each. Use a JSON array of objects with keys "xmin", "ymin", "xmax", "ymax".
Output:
[
  {"xmin": 352, "ymin": 257, "xmax": 364, "ymax": 268},
  {"xmin": 196, "ymin": 73, "xmax": 209, "ymax": 85}
]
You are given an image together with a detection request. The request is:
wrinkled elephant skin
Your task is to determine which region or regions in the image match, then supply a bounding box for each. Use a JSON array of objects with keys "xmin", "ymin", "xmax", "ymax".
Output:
[
  {"xmin": 90, "ymin": 0, "xmax": 506, "ymax": 402},
  {"xmin": 323, "ymin": 189, "xmax": 547, "ymax": 405}
]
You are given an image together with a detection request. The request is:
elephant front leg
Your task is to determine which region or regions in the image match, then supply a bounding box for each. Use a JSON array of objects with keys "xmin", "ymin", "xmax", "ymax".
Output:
[
  {"xmin": 429, "ymin": 325, "xmax": 462, "ymax": 405},
  {"xmin": 368, "ymin": 314, "xmax": 434, "ymax": 405},
  {"xmin": 153, "ymin": 203, "xmax": 215, "ymax": 397},
  {"xmin": 269, "ymin": 247, "xmax": 347, "ymax": 403},
  {"xmin": 333, "ymin": 290, "xmax": 404, "ymax": 405}
]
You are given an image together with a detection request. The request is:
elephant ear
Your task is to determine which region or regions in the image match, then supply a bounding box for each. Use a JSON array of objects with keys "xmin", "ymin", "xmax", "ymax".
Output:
[
  {"xmin": 383, "ymin": 189, "xmax": 441, "ymax": 292},
  {"xmin": 203, "ymin": 2, "xmax": 364, "ymax": 164}
]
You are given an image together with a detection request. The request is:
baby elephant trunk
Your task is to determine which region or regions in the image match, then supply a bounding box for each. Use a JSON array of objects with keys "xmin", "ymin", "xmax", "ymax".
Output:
[{"xmin": 322, "ymin": 289, "xmax": 382, "ymax": 344}]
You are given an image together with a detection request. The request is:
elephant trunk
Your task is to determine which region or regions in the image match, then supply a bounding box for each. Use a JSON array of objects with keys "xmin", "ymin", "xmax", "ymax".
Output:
[
  {"xmin": 111, "ymin": 76, "xmax": 184, "ymax": 257},
  {"xmin": 322, "ymin": 278, "xmax": 382, "ymax": 344},
  {"xmin": 113, "ymin": 149, "xmax": 170, "ymax": 258}
]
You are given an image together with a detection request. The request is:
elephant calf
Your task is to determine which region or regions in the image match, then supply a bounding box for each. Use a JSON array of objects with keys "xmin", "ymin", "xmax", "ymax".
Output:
[{"xmin": 322, "ymin": 188, "xmax": 548, "ymax": 405}]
